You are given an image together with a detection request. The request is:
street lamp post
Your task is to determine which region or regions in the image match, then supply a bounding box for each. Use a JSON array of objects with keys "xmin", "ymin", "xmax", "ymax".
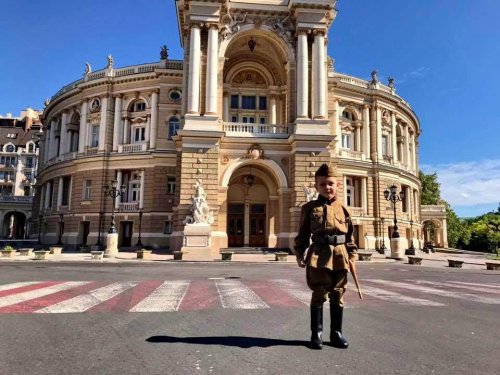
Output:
[
  {"xmin": 103, "ymin": 180, "xmax": 126, "ymax": 258},
  {"xmin": 96, "ymin": 211, "xmax": 104, "ymax": 247},
  {"xmin": 379, "ymin": 217, "xmax": 387, "ymax": 254},
  {"xmin": 406, "ymin": 219, "xmax": 416, "ymax": 255},
  {"xmin": 136, "ymin": 209, "xmax": 143, "ymax": 247},
  {"xmin": 37, "ymin": 214, "xmax": 43, "ymax": 245},
  {"xmin": 384, "ymin": 185, "xmax": 405, "ymax": 259},
  {"xmin": 57, "ymin": 213, "xmax": 64, "ymax": 245},
  {"xmin": 384, "ymin": 185, "xmax": 404, "ymax": 238}
]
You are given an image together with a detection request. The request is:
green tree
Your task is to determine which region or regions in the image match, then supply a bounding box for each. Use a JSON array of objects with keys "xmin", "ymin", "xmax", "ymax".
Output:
[{"xmin": 419, "ymin": 171, "xmax": 441, "ymax": 205}]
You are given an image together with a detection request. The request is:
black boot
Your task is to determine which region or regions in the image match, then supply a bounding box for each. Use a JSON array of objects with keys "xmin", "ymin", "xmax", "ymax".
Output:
[
  {"xmin": 310, "ymin": 305, "xmax": 323, "ymax": 349},
  {"xmin": 330, "ymin": 304, "xmax": 349, "ymax": 348}
]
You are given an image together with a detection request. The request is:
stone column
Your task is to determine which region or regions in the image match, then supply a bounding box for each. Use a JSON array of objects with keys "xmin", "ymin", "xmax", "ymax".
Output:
[
  {"xmin": 57, "ymin": 177, "xmax": 63, "ymax": 209},
  {"xmin": 332, "ymin": 99, "xmax": 340, "ymax": 151},
  {"xmin": 296, "ymin": 30, "xmax": 309, "ymax": 118},
  {"xmin": 391, "ymin": 113, "xmax": 398, "ymax": 163},
  {"xmin": 123, "ymin": 118, "xmax": 129, "ymax": 144},
  {"xmin": 78, "ymin": 100, "xmax": 88, "ymax": 153},
  {"xmin": 223, "ymin": 92, "xmax": 229, "ymax": 122},
  {"xmin": 187, "ymin": 24, "xmax": 201, "ymax": 114},
  {"xmin": 269, "ymin": 95, "xmax": 277, "ymax": 125},
  {"xmin": 98, "ymin": 96, "xmax": 108, "ymax": 151},
  {"xmin": 376, "ymin": 106, "xmax": 382, "ymax": 160},
  {"xmin": 150, "ymin": 90, "xmax": 159, "ymax": 149},
  {"xmin": 115, "ymin": 170, "xmax": 122, "ymax": 209},
  {"xmin": 139, "ymin": 170, "xmax": 145, "ymax": 209},
  {"xmin": 404, "ymin": 123, "xmax": 410, "ymax": 167},
  {"xmin": 361, "ymin": 177, "xmax": 367, "ymax": 215},
  {"xmin": 363, "ymin": 105, "xmax": 370, "ymax": 156},
  {"xmin": 205, "ymin": 25, "xmax": 218, "ymax": 115},
  {"xmin": 355, "ymin": 124, "xmax": 361, "ymax": 151},
  {"xmin": 44, "ymin": 120, "xmax": 53, "ymax": 161},
  {"xmin": 45, "ymin": 181, "xmax": 51, "ymax": 209},
  {"xmin": 313, "ymin": 30, "xmax": 326, "ymax": 119},
  {"xmin": 112, "ymin": 95, "xmax": 122, "ymax": 152},
  {"xmin": 60, "ymin": 111, "xmax": 68, "ymax": 155},
  {"xmin": 145, "ymin": 116, "xmax": 151, "ymax": 146}
]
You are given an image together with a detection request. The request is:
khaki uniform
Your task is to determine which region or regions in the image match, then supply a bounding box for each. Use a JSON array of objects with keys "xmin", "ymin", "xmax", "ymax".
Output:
[{"xmin": 295, "ymin": 196, "xmax": 358, "ymax": 307}]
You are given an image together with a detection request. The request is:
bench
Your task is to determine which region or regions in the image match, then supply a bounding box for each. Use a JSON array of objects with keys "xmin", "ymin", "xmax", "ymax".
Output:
[
  {"xmin": 275, "ymin": 252, "xmax": 289, "ymax": 262},
  {"xmin": 220, "ymin": 251, "xmax": 233, "ymax": 261},
  {"xmin": 34, "ymin": 250, "xmax": 48, "ymax": 260},
  {"xmin": 408, "ymin": 256, "xmax": 423, "ymax": 265},
  {"xmin": 357, "ymin": 252, "xmax": 373, "ymax": 261},
  {"xmin": 136, "ymin": 249, "xmax": 152, "ymax": 259},
  {"xmin": 91, "ymin": 251, "xmax": 104, "ymax": 260},
  {"xmin": 448, "ymin": 259, "xmax": 464, "ymax": 268},
  {"xmin": 485, "ymin": 261, "xmax": 500, "ymax": 271}
]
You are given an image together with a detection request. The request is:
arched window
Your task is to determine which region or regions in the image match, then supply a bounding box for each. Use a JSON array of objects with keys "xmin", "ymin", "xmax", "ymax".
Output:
[
  {"xmin": 6, "ymin": 144, "xmax": 15, "ymax": 153},
  {"xmin": 168, "ymin": 117, "xmax": 180, "ymax": 139},
  {"xmin": 342, "ymin": 110, "xmax": 354, "ymax": 121},
  {"xmin": 131, "ymin": 100, "xmax": 147, "ymax": 112},
  {"xmin": 28, "ymin": 143, "xmax": 35, "ymax": 153}
]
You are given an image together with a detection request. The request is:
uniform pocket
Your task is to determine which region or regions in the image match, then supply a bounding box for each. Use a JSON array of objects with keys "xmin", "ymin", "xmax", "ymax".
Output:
[{"xmin": 333, "ymin": 212, "xmax": 348, "ymax": 233}]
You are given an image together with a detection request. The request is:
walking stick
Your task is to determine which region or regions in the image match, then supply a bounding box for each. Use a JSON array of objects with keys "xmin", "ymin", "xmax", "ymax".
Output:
[{"xmin": 349, "ymin": 259, "xmax": 363, "ymax": 299}]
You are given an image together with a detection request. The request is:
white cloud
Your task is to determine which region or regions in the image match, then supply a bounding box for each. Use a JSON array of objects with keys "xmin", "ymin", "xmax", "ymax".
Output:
[
  {"xmin": 421, "ymin": 159, "xmax": 500, "ymax": 207},
  {"xmin": 398, "ymin": 66, "xmax": 430, "ymax": 84}
]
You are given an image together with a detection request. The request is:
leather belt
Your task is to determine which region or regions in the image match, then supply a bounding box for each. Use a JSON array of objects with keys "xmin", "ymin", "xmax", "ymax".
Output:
[{"xmin": 311, "ymin": 234, "xmax": 346, "ymax": 246}]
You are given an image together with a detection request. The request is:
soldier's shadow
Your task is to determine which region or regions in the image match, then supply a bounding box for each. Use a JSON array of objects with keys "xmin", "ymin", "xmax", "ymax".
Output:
[{"xmin": 146, "ymin": 335, "xmax": 309, "ymax": 348}]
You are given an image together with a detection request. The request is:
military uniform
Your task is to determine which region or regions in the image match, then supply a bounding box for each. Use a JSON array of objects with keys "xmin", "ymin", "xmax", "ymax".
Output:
[{"xmin": 295, "ymin": 178, "xmax": 358, "ymax": 349}]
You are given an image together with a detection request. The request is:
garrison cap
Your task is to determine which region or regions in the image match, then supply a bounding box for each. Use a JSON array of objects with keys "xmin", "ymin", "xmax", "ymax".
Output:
[{"xmin": 315, "ymin": 163, "xmax": 337, "ymax": 178}]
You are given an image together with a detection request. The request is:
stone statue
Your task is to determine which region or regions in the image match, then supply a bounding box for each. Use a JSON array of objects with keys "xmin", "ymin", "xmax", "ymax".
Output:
[
  {"xmin": 183, "ymin": 180, "xmax": 214, "ymax": 224},
  {"xmin": 388, "ymin": 76, "xmax": 395, "ymax": 89},
  {"xmin": 327, "ymin": 56, "xmax": 335, "ymax": 72},
  {"xmin": 160, "ymin": 45, "xmax": 168, "ymax": 60},
  {"xmin": 219, "ymin": 11, "xmax": 248, "ymax": 42},
  {"xmin": 84, "ymin": 62, "xmax": 92, "ymax": 75},
  {"xmin": 43, "ymin": 98, "xmax": 51, "ymax": 107},
  {"xmin": 371, "ymin": 70, "xmax": 378, "ymax": 84},
  {"xmin": 106, "ymin": 54, "xmax": 114, "ymax": 69},
  {"xmin": 302, "ymin": 185, "xmax": 319, "ymax": 203}
]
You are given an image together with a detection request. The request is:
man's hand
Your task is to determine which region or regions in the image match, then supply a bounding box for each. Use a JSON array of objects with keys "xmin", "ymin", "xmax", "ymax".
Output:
[{"xmin": 296, "ymin": 258, "xmax": 306, "ymax": 268}]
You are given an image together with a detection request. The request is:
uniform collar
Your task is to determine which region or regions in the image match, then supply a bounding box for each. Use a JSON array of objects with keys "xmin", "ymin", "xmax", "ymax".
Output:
[{"xmin": 317, "ymin": 195, "xmax": 337, "ymax": 205}]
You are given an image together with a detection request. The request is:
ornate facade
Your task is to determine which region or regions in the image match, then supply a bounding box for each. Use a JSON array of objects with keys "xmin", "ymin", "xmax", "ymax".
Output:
[{"xmin": 36, "ymin": 0, "xmax": 422, "ymax": 254}]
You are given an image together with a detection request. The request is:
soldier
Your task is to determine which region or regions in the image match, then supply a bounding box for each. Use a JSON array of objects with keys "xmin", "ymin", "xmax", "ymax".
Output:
[{"xmin": 295, "ymin": 163, "xmax": 358, "ymax": 350}]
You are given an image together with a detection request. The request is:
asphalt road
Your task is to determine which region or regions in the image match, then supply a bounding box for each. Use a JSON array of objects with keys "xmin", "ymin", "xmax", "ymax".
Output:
[{"xmin": 0, "ymin": 261, "xmax": 498, "ymax": 375}]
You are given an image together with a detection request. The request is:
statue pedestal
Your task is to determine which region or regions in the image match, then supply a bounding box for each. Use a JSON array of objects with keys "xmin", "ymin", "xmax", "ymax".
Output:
[
  {"xmin": 181, "ymin": 224, "xmax": 213, "ymax": 261},
  {"xmin": 390, "ymin": 238, "xmax": 407, "ymax": 260},
  {"xmin": 104, "ymin": 232, "xmax": 119, "ymax": 258}
]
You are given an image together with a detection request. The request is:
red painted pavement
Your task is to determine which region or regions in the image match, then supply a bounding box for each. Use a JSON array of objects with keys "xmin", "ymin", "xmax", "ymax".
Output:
[
  {"xmin": 245, "ymin": 280, "xmax": 304, "ymax": 308},
  {"xmin": 0, "ymin": 281, "xmax": 62, "ymax": 299},
  {"xmin": 89, "ymin": 280, "xmax": 164, "ymax": 313},
  {"xmin": 178, "ymin": 280, "xmax": 219, "ymax": 311},
  {"xmin": 0, "ymin": 281, "xmax": 102, "ymax": 313}
]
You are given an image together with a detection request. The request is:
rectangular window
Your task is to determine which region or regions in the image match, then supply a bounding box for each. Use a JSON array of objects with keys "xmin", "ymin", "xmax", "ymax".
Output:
[
  {"xmin": 167, "ymin": 176, "xmax": 176, "ymax": 194},
  {"xmin": 402, "ymin": 186, "xmax": 409, "ymax": 213},
  {"xmin": 25, "ymin": 171, "xmax": 32, "ymax": 181},
  {"xmin": 61, "ymin": 176, "xmax": 71, "ymax": 206},
  {"xmin": 83, "ymin": 180, "xmax": 92, "ymax": 200},
  {"xmin": 241, "ymin": 96, "xmax": 256, "ymax": 109},
  {"xmin": 259, "ymin": 96, "xmax": 267, "ymax": 110},
  {"xmin": 163, "ymin": 217, "xmax": 173, "ymax": 234},
  {"xmin": 231, "ymin": 115, "xmax": 238, "ymax": 123},
  {"xmin": 259, "ymin": 117, "xmax": 266, "ymax": 124},
  {"xmin": 134, "ymin": 127, "xmax": 146, "ymax": 142},
  {"xmin": 91, "ymin": 125, "xmax": 99, "ymax": 147},
  {"xmin": 26, "ymin": 156, "xmax": 33, "ymax": 168},
  {"xmin": 341, "ymin": 134, "xmax": 351, "ymax": 149},
  {"xmin": 130, "ymin": 182, "xmax": 140, "ymax": 202},
  {"xmin": 48, "ymin": 181, "xmax": 54, "ymax": 207},
  {"xmin": 168, "ymin": 121, "xmax": 179, "ymax": 140},
  {"xmin": 230, "ymin": 95, "xmax": 239, "ymax": 109}
]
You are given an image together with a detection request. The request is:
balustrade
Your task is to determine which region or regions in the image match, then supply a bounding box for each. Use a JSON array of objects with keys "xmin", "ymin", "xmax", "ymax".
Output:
[
  {"xmin": 120, "ymin": 202, "xmax": 139, "ymax": 212},
  {"xmin": 222, "ymin": 122, "xmax": 291, "ymax": 138},
  {"xmin": 117, "ymin": 143, "xmax": 147, "ymax": 153}
]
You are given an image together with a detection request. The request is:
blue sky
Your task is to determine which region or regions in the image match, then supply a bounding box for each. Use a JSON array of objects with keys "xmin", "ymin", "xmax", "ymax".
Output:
[{"xmin": 1, "ymin": 0, "xmax": 498, "ymax": 217}]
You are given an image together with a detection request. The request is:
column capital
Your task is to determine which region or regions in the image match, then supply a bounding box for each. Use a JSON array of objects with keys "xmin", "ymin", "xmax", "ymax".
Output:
[
  {"xmin": 205, "ymin": 23, "xmax": 219, "ymax": 30},
  {"xmin": 363, "ymin": 104, "xmax": 370, "ymax": 110},
  {"xmin": 312, "ymin": 29, "xmax": 326, "ymax": 37},
  {"xmin": 113, "ymin": 93, "xmax": 123, "ymax": 99},
  {"xmin": 295, "ymin": 28, "xmax": 310, "ymax": 36},
  {"xmin": 190, "ymin": 22, "xmax": 202, "ymax": 29}
]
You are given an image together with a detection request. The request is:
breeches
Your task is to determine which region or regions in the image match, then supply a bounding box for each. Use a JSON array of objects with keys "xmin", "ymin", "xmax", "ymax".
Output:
[{"xmin": 306, "ymin": 267, "xmax": 348, "ymax": 307}]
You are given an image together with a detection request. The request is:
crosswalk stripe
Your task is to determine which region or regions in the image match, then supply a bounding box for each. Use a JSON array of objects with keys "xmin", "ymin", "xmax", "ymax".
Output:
[
  {"xmin": 272, "ymin": 279, "xmax": 310, "ymax": 306},
  {"xmin": 215, "ymin": 279, "xmax": 269, "ymax": 309},
  {"xmin": 366, "ymin": 279, "xmax": 500, "ymax": 305},
  {"xmin": 37, "ymin": 282, "xmax": 137, "ymax": 313},
  {"xmin": 129, "ymin": 281, "xmax": 189, "ymax": 312},
  {"xmin": 0, "ymin": 282, "xmax": 40, "ymax": 292},
  {"xmin": 244, "ymin": 280, "xmax": 304, "ymax": 308},
  {"xmin": 411, "ymin": 280, "xmax": 500, "ymax": 295},
  {"xmin": 178, "ymin": 280, "xmax": 219, "ymax": 311},
  {"xmin": 362, "ymin": 285, "xmax": 445, "ymax": 306},
  {"xmin": 0, "ymin": 282, "xmax": 89, "ymax": 309},
  {"xmin": 447, "ymin": 281, "xmax": 500, "ymax": 290}
]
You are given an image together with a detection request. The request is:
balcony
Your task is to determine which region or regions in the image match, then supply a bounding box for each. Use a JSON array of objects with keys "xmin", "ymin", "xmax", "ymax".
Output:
[
  {"xmin": 348, "ymin": 207, "xmax": 366, "ymax": 217},
  {"xmin": 117, "ymin": 143, "xmax": 148, "ymax": 153},
  {"xmin": 339, "ymin": 150, "xmax": 366, "ymax": 161},
  {"xmin": 119, "ymin": 202, "xmax": 139, "ymax": 212},
  {"xmin": 0, "ymin": 196, "xmax": 33, "ymax": 203},
  {"xmin": 222, "ymin": 123, "xmax": 292, "ymax": 138}
]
